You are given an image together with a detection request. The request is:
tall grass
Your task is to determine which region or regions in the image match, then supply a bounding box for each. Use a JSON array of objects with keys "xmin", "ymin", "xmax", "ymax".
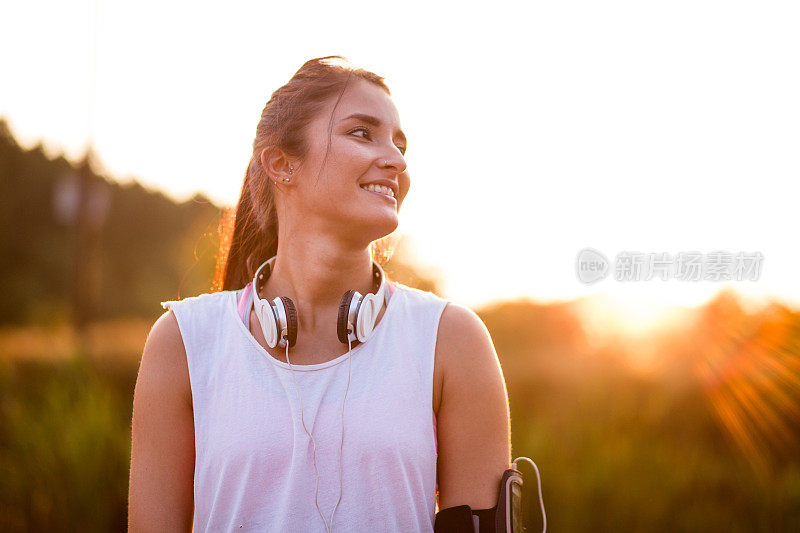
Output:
[
  {"xmin": 507, "ymin": 364, "xmax": 800, "ymax": 531},
  {"xmin": 1, "ymin": 293, "xmax": 799, "ymax": 531},
  {"xmin": 0, "ymin": 354, "xmax": 135, "ymax": 531}
]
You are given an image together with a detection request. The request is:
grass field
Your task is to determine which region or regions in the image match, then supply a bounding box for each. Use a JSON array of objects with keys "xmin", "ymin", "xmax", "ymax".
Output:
[{"xmin": 1, "ymin": 293, "xmax": 799, "ymax": 531}]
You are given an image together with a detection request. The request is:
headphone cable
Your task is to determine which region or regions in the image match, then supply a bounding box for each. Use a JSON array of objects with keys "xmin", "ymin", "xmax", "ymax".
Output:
[
  {"xmin": 511, "ymin": 456, "xmax": 546, "ymax": 532},
  {"xmin": 284, "ymin": 333, "xmax": 353, "ymax": 533}
]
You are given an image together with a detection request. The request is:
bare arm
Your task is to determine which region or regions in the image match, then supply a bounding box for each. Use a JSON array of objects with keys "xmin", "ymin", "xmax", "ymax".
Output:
[
  {"xmin": 128, "ymin": 309, "xmax": 195, "ymax": 531},
  {"xmin": 434, "ymin": 302, "xmax": 511, "ymax": 510}
]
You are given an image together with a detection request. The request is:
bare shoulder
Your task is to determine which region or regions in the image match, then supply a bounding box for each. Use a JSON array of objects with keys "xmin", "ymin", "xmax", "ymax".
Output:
[
  {"xmin": 437, "ymin": 302, "xmax": 493, "ymax": 354},
  {"xmin": 139, "ymin": 309, "xmax": 191, "ymax": 406},
  {"xmin": 433, "ymin": 301, "xmax": 500, "ymax": 413},
  {"xmin": 147, "ymin": 309, "xmax": 185, "ymax": 355}
]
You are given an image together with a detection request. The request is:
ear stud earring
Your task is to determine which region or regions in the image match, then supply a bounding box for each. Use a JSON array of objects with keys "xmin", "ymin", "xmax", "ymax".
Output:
[{"xmin": 275, "ymin": 165, "xmax": 294, "ymax": 184}]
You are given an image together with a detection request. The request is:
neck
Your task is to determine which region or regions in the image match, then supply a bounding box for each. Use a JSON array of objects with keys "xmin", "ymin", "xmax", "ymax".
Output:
[{"xmin": 257, "ymin": 239, "xmax": 379, "ymax": 330}]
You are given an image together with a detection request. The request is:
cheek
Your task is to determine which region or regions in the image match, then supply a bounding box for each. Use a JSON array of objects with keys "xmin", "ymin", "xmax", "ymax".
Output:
[
  {"xmin": 322, "ymin": 140, "xmax": 373, "ymax": 181},
  {"xmin": 333, "ymin": 136, "xmax": 371, "ymax": 162}
]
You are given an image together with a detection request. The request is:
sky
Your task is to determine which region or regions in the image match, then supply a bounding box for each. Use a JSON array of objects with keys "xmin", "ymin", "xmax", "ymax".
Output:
[{"xmin": 2, "ymin": 0, "xmax": 798, "ymax": 319}]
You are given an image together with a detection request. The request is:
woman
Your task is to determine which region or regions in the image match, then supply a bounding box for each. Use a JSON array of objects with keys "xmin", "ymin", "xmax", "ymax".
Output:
[{"xmin": 128, "ymin": 56, "xmax": 511, "ymax": 532}]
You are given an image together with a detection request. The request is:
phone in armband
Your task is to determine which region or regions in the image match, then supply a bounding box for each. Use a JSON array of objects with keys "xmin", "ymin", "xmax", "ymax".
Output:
[
  {"xmin": 433, "ymin": 456, "xmax": 546, "ymax": 533},
  {"xmin": 496, "ymin": 468, "xmax": 524, "ymax": 533}
]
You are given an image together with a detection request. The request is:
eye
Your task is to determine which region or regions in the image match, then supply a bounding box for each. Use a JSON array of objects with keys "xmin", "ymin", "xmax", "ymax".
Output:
[
  {"xmin": 348, "ymin": 126, "xmax": 406, "ymax": 155},
  {"xmin": 348, "ymin": 126, "xmax": 372, "ymax": 140}
]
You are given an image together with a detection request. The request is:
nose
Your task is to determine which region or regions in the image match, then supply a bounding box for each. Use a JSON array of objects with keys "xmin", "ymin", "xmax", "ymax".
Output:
[{"xmin": 379, "ymin": 151, "xmax": 407, "ymax": 174}]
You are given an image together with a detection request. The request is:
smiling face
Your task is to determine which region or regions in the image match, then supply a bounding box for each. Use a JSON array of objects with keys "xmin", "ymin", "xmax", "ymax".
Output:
[{"xmin": 271, "ymin": 78, "xmax": 411, "ymax": 247}]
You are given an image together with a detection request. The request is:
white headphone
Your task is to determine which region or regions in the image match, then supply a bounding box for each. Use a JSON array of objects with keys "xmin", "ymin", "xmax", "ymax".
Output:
[
  {"xmin": 250, "ymin": 255, "xmax": 389, "ymax": 532},
  {"xmin": 252, "ymin": 255, "xmax": 388, "ymax": 349}
]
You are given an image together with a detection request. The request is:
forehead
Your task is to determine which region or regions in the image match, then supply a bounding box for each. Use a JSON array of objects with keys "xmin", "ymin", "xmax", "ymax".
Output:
[{"xmin": 331, "ymin": 78, "xmax": 402, "ymax": 127}]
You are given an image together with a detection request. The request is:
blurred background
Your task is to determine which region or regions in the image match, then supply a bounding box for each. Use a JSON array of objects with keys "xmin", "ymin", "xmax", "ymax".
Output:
[{"xmin": 1, "ymin": 0, "xmax": 799, "ymax": 531}]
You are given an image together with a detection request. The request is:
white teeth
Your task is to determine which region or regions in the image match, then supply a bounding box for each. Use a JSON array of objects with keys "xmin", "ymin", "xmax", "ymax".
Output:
[{"xmin": 360, "ymin": 184, "xmax": 395, "ymax": 198}]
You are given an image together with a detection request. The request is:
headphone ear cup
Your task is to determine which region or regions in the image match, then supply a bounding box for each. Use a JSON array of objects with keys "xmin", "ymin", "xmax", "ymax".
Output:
[
  {"xmin": 279, "ymin": 296, "xmax": 298, "ymax": 348},
  {"xmin": 337, "ymin": 290, "xmax": 356, "ymax": 344},
  {"xmin": 355, "ymin": 294, "xmax": 378, "ymax": 342},
  {"xmin": 255, "ymin": 298, "xmax": 280, "ymax": 348}
]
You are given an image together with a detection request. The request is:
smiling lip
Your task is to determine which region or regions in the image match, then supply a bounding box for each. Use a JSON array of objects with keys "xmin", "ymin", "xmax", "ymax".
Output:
[{"xmin": 360, "ymin": 187, "xmax": 397, "ymax": 203}]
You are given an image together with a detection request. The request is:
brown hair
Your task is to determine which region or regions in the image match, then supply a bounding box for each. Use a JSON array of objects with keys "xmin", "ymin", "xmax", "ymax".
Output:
[{"xmin": 212, "ymin": 56, "xmax": 394, "ymax": 292}]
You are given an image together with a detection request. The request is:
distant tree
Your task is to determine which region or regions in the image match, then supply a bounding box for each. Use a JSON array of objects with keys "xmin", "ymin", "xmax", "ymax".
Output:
[{"xmin": 0, "ymin": 119, "xmax": 220, "ymax": 324}]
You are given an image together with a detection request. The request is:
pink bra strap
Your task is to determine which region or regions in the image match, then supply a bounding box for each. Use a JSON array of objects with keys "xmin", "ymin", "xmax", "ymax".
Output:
[{"xmin": 238, "ymin": 282, "xmax": 253, "ymax": 322}]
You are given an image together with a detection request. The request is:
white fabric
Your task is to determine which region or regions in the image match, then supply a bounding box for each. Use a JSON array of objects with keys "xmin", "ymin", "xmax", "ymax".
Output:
[{"xmin": 160, "ymin": 282, "xmax": 449, "ymax": 532}]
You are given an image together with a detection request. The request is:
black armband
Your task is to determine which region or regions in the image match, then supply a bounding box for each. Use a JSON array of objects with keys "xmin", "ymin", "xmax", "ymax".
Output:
[{"xmin": 434, "ymin": 504, "xmax": 496, "ymax": 532}]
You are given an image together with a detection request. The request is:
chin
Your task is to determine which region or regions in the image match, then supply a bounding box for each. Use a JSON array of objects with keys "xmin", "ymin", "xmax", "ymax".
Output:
[
  {"xmin": 353, "ymin": 211, "xmax": 399, "ymax": 243},
  {"xmin": 372, "ymin": 213, "xmax": 399, "ymax": 239},
  {"xmin": 342, "ymin": 190, "xmax": 400, "ymax": 242}
]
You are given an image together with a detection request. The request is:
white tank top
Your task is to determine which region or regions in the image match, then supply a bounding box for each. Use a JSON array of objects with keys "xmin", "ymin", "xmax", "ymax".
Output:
[{"xmin": 160, "ymin": 282, "xmax": 449, "ymax": 532}]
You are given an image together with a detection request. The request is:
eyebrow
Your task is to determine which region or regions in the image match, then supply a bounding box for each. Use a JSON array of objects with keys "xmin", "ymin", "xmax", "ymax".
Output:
[{"xmin": 341, "ymin": 113, "xmax": 407, "ymax": 146}]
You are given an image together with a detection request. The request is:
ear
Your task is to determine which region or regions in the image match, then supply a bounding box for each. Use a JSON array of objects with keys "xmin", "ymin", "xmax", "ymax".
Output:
[{"xmin": 260, "ymin": 146, "xmax": 295, "ymax": 184}]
